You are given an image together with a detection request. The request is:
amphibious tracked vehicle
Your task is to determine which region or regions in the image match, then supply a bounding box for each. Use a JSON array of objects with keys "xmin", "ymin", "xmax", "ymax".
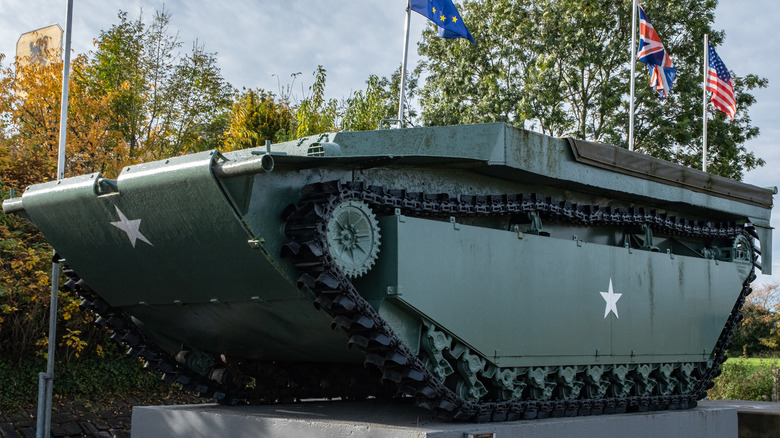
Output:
[{"xmin": 3, "ymin": 123, "xmax": 774, "ymax": 421}]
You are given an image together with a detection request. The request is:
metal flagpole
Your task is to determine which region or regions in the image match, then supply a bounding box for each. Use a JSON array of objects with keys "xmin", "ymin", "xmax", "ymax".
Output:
[
  {"xmin": 397, "ymin": 0, "xmax": 412, "ymax": 128},
  {"xmin": 702, "ymin": 34, "xmax": 709, "ymax": 172},
  {"xmin": 36, "ymin": 1, "xmax": 73, "ymax": 437},
  {"xmin": 628, "ymin": 0, "xmax": 638, "ymax": 151}
]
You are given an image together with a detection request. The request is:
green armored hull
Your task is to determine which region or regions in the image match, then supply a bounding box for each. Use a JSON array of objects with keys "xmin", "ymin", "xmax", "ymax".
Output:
[{"xmin": 3, "ymin": 123, "xmax": 773, "ymax": 421}]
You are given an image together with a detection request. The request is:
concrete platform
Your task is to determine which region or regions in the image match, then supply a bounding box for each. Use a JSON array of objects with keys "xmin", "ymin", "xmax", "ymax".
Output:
[
  {"xmin": 700, "ymin": 400, "xmax": 780, "ymax": 438},
  {"xmin": 132, "ymin": 400, "xmax": 737, "ymax": 438}
]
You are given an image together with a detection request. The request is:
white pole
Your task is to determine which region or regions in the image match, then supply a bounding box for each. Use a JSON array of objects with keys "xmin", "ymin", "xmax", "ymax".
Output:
[
  {"xmin": 397, "ymin": 0, "xmax": 412, "ymax": 128},
  {"xmin": 36, "ymin": 1, "xmax": 72, "ymax": 437},
  {"xmin": 628, "ymin": 0, "xmax": 638, "ymax": 151},
  {"xmin": 57, "ymin": 2, "xmax": 72, "ymax": 180},
  {"xmin": 702, "ymin": 34, "xmax": 709, "ymax": 172}
]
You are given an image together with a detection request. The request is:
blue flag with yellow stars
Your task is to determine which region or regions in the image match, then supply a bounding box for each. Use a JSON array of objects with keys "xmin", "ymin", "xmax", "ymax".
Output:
[{"xmin": 410, "ymin": 0, "xmax": 475, "ymax": 44}]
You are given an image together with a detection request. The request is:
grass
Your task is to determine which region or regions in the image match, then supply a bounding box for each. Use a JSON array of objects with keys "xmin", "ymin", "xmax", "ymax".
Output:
[
  {"xmin": 725, "ymin": 357, "xmax": 780, "ymax": 372},
  {"xmin": 0, "ymin": 348, "xmax": 170, "ymax": 411}
]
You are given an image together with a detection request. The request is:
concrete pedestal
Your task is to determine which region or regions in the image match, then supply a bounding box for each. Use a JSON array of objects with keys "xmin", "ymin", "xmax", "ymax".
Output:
[
  {"xmin": 699, "ymin": 400, "xmax": 780, "ymax": 438},
  {"xmin": 132, "ymin": 400, "xmax": 737, "ymax": 438}
]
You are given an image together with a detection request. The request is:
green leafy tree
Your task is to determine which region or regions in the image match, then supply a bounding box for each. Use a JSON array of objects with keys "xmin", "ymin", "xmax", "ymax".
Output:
[
  {"xmin": 729, "ymin": 283, "xmax": 780, "ymax": 357},
  {"xmin": 294, "ymin": 65, "xmax": 339, "ymax": 138},
  {"xmin": 531, "ymin": 0, "xmax": 629, "ymax": 140},
  {"xmin": 419, "ymin": 0, "xmax": 533, "ymax": 127},
  {"xmin": 341, "ymin": 66, "xmax": 419, "ymax": 131},
  {"xmin": 418, "ymin": 0, "xmax": 765, "ymax": 179},
  {"xmin": 223, "ymin": 88, "xmax": 293, "ymax": 150},
  {"xmin": 729, "ymin": 303, "xmax": 774, "ymax": 357},
  {"xmin": 224, "ymin": 65, "xmax": 418, "ymax": 145},
  {"xmin": 90, "ymin": 9, "xmax": 232, "ymax": 159},
  {"xmin": 89, "ymin": 10, "xmax": 149, "ymax": 156},
  {"xmin": 163, "ymin": 42, "xmax": 233, "ymax": 156},
  {"xmin": 342, "ymin": 75, "xmax": 394, "ymax": 131}
]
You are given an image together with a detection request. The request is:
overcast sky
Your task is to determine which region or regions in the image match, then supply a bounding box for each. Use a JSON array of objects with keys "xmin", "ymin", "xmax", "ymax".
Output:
[{"xmin": 1, "ymin": 0, "xmax": 778, "ymax": 282}]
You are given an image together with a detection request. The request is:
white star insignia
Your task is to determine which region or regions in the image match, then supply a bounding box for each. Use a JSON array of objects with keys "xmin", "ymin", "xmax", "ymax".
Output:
[
  {"xmin": 110, "ymin": 206, "xmax": 153, "ymax": 248},
  {"xmin": 600, "ymin": 278, "xmax": 622, "ymax": 319}
]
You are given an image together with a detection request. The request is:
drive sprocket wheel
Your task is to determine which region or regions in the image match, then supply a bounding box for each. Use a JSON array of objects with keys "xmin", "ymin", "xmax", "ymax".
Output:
[
  {"xmin": 326, "ymin": 200, "xmax": 381, "ymax": 277},
  {"xmin": 731, "ymin": 234, "xmax": 753, "ymax": 264}
]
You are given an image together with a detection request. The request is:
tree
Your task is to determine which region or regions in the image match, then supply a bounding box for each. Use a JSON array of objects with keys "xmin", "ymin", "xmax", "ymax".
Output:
[
  {"xmin": 223, "ymin": 65, "xmax": 418, "ymax": 146},
  {"xmin": 341, "ymin": 66, "xmax": 420, "ymax": 131},
  {"xmin": 89, "ymin": 9, "xmax": 232, "ymax": 159},
  {"xmin": 342, "ymin": 75, "xmax": 394, "ymax": 131},
  {"xmin": 0, "ymin": 9, "xmax": 235, "ymax": 371},
  {"xmin": 293, "ymin": 65, "xmax": 339, "ymax": 138},
  {"xmin": 752, "ymin": 283, "xmax": 780, "ymax": 352},
  {"xmin": 418, "ymin": 0, "xmax": 533, "ymax": 127},
  {"xmin": 729, "ymin": 283, "xmax": 780, "ymax": 357},
  {"xmin": 223, "ymin": 88, "xmax": 294, "ymax": 150},
  {"xmin": 417, "ymin": 0, "xmax": 765, "ymax": 179},
  {"xmin": 162, "ymin": 42, "xmax": 233, "ymax": 156},
  {"xmin": 530, "ymin": 0, "xmax": 629, "ymax": 140},
  {"xmin": 0, "ymin": 49, "xmax": 130, "ymax": 189},
  {"xmin": 0, "ymin": 47, "xmax": 130, "ymax": 366},
  {"xmin": 729, "ymin": 303, "xmax": 774, "ymax": 357}
]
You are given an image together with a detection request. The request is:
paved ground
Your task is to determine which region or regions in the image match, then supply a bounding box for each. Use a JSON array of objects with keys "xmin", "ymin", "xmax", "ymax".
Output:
[{"xmin": 0, "ymin": 393, "xmax": 207, "ymax": 438}]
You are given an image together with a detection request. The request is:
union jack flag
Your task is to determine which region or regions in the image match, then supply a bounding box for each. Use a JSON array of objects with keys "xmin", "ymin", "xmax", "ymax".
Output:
[
  {"xmin": 637, "ymin": 4, "xmax": 676, "ymax": 98},
  {"xmin": 706, "ymin": 43, "xmax": 736, "ymax": 120}
]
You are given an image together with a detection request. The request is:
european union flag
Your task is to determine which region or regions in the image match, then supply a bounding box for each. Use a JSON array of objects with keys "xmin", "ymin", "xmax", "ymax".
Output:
[{"xmin": 410, "ymin": 0, "xmax": 475, "ymax": 44}]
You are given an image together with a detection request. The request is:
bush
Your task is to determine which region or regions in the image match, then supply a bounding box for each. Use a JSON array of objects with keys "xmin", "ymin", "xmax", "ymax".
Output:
[
  {"xmin": 0, "ymin": 357, "xmax": 44, "ymax": 409},
  {"xmin": 708, "ymin": 358, "xmax": 780, "ymax": 401},
  {"xmin": 0, "ymin": 341, "xmax": 167, "ymax": 410}
]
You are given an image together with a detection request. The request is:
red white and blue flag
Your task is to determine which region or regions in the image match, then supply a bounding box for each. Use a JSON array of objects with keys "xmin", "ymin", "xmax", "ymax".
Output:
[
  {"xmin": 706, "ymin": 43, "xmax": 736, "ymax": 120},
  {"xmin": 637, "ymin": 4, "xmax": 676, "ymax": 98}
]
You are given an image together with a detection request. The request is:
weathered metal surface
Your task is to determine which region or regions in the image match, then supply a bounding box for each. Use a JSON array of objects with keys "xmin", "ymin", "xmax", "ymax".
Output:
[
  {"xmin": 359, "ymin": 214, "xmax": 746, "ymax": 368},
  {"xmin": 2, "ymin": 123, "xmax": 774, "ymax": 421},
  {"xmin": 18, "ymin": 151, "xmax": 286, "ymax": 307}
]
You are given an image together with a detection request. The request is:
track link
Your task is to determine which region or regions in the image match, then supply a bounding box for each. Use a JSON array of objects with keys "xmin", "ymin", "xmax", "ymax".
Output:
[
  {"xmin": 63, "ymin": 179, "xmax": 757, "ymax": 422},
  {"xmin": 281, "ymin": 180, "xmax": 758, "ymax": 421}
]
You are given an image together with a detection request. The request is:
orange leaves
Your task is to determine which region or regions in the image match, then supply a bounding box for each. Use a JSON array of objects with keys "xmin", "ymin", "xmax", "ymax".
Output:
[{"xmin": 0, "ymin": 51, "xmax": 143, "ymax": 189}]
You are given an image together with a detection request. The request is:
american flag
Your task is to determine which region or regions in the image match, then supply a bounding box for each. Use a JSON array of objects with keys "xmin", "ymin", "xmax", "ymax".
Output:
[
  {"xmin": 706, "ymin": 43, "xmax": 736, "ymax": 120},
  {"xmin": 636, "ymin": 4, "xmax": 676, "ymax": 98}
]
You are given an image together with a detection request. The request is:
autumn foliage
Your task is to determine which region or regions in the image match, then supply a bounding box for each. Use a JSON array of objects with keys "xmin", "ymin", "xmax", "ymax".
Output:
[
  {"xmin": 0, "ymin": 10, "xmax": 403, "ymax": 393},
  {"xmin": 0, "ymin": 6, "xmax": 246, "ymax": 372},
  {"xmin": 0, "ymin": 48, "xmax": 135, "ymax": 368},
  {"xmin": 729, "ymin": 283, "xmax": 780, "ymax": 357}
]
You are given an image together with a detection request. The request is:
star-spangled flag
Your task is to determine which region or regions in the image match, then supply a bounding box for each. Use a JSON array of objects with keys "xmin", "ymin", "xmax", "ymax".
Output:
[
  {"xmin": 636, "ymin": 4, "xmax": 676, "ymax": 98},
  {"xmin": 410, "ymin": 0, "xmax": 475, "ymax": 44},
  {"xmin": 706, "ymin": 43, "xmax": 736, "ymax": 121}
]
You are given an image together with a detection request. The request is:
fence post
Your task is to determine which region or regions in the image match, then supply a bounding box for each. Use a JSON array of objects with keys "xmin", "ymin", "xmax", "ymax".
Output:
[{"xmin": 772, "ymin": 366, "xmax": 779, "ymax": 402}]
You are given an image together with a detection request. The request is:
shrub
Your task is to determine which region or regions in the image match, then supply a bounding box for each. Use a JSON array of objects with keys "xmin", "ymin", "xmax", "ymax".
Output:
[
  {"xmin": 0, "ymin": 338, "xmax": 168, "ymax": 410},
  {"xmin": 708, "ymin": 358, "xmax": 780, "ymax": 401}
]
